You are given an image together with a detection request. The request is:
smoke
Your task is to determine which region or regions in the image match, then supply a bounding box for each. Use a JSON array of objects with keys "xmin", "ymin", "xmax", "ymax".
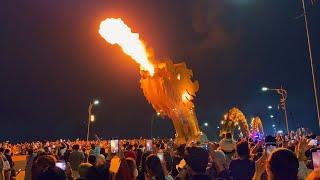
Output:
[{"xmin": 189, "ymin": 0, "xmax": 235, "ymax": 54}]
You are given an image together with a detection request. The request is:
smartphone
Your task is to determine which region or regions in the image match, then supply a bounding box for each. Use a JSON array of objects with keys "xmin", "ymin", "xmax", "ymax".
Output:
[
  {"xmin": 309, "ymin": 139, "xmax": 318, "ymax": 146},
  {"xmin": 146, "ymin": 140, "xmax": 153, "ymax": 151},
  {"xmin": 312, "ymin": 151, "xmax": 320, "ymax": 169},
  {"xmin": 157, "ymin": 152, "xmax": 164, "ymax": 161},
  {"xmin": 266, "ymin": 145, "xmax": 276, "ymax": 155},
  {"xmin": 110, "ymin": 139, "xmax": 119, "ymax": 153},
  {"xmin": 55, "ymin": 162, "xmax": 66, "ymax": 170}
]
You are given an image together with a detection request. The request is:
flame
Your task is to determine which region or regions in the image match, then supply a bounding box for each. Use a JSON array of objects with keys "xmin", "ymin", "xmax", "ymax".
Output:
[
  {"xmin": 99, "ymin": 18, "xmax": 154, "ymax": 76},
  {"xmin": 182, "ymin": 90, "xmax": 192, "ymax": 102}
]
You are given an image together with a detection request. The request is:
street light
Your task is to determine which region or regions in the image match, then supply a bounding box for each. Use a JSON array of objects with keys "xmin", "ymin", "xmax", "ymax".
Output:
[
  {"xmin": 93, "ymin": 100, "xmax": 100, "ymax": 105},
  {"xmin": 261, "ymin": 86, "xmax": 289, "ymax": 134},
  {"xmin": 270, "ymin": 115, "xmax": 274, "ymax": 118},
  {"xmin": 151, "ymin": 112, "xmax": 161, "ymax": 138},
  {"xmin": 272, "ymin": 124, "xmax": 276, "ymax": 128},
  {"xmin": 86, "ymin": 99, "xmax": 99, "ymax": 143},
  {"xmin": 90, "ymin": 115, "xmax": 95, "ymax": 122},
  {"xmin": 268, "ymin": 105, "xmax": 273, "ymax": 109},
  {"xmin": 204, "ymin": 122, "xmax": 209, "ymax": 127}
]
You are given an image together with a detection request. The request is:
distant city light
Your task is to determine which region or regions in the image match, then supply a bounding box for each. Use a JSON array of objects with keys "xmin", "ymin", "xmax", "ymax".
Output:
[
  {"xmin": 156, "ymin": 112, "xmax": 161, "ymax": 116},
  {"xmin": 221, "ymin": 121, "xmax": 224, "ymax": 125},
  {"xmin": 272, "ymin": 124, "xmax": 275, "ymax": 128},
  {"xmin": 262, "ymin": 87, "xmax": 269, "ymax": 91},
  {"xmin": 268, "ymin": 105, "xmax": 273, "ymax": 109},
  {"xmin": 217, "ymin": 126, "xmax": 220, "ymax": 129},
  {"xmin": 270, "ymin": 115, "xmax": 274, "ymax": 118},
  {"xmin": 204, "ymin": 122, "xmax": 209, "ymax": 127}
]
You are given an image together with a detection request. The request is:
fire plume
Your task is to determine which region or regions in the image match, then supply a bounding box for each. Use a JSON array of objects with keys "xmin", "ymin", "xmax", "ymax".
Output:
[{"xmin": 99, "ymin": 18, "xmax": 154, "ymax": 76}]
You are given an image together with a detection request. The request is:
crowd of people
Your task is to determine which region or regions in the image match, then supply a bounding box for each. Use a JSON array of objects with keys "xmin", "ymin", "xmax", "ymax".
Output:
[{"xmin": 1, "ymin": 130, "xmax": 320, "ymax": 180}]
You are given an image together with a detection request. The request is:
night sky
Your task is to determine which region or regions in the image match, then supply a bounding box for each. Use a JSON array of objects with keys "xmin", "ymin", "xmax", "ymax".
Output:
[{"xmin": 1, "ymin": 0, "xmax": 320, "ymax": 142}]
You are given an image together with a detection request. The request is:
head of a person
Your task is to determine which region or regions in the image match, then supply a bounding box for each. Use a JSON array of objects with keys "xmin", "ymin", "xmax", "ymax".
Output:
[
  {"xmin": 176, "ymin": 144, "xmax": 186, "ymax": 157},
  {"xmin": 0, "ymin": 147, "xmax": 4, "ymax": 154},
  {"xmin": 4, "ymin": 149, "xmax": 11, "ymax": 156},
  {"xmin": 96, "ymin": 154, "xmax": 106, "ymax": 166},
  {"xmin": 72, "ymin": 144, "xmax": 80, "ymax": 151},
  {"xmin": 126, "ymin": 157, "xmax": 138, "ymax": 179},
  {"xmin": 184, "ymin": 146, "xmax": 209, "ymax": 175},
  {"xmin": 78, "ymin": 163, "xmax": 92, "ymax": 179},
  {"xmin": 38, "ymin": 166, "xmax": 66, "ymax": 180},
  {"xmin": 100, "ymin": 147, "xmax": 106, "ymax": 155},
  {"xmin": 27, "ymin": 148, "xmax": 34, "ymax": 156},
  {"xmin": 145, "ymin": 154, "xmax": 165, "ymax": 180},
  {"xmin": 90, "ymin": 144, "xmax": 95, "ymax": 150},
  {"xmin": 35, "ymin": 155, "xmax": 57, "ymax": 173},
  {"xmin": 236, "ymin": 141, "xmax": 250, "ymax": 158},
  {"xmin": 226, "ymin": 133, "xmax": 232, "ymax": 140},
  {"xmin": 266, "ymin": 148, "xmax": 299, "ymax": 180},
  {"xmin": 88, "ymin": 155, "xmax": 97, "ymax": 166}
]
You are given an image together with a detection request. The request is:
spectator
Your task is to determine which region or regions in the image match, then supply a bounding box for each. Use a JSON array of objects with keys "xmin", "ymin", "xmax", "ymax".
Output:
[
  {"xmin": 126, "ymin": 157, "xmax": 138, "ymax": 180},
  {"xmin": 219, "ymin": 132, "xmax": 236, "ymax": 165},
  {"xmin": 77, "ymin": 163, "xmax": 92, "ymax": 180},
  {"xmin": 137, "ymin": 151, "xmax": 151, "ymax": 180},
  {"xmin": 145, "ymin": 154, "xmax": 166, "ymax": 180},
  {"xmin": 254, "ymin": 148, "xmax": 299, "ymax": 180},
  {"xmin": 163, "ymin": 152, "xmax": 174, "ymax": 180},
  {"xmin": 0, "ymin": 148, "xmax": 10, "ymax": 180},
  {"xmin": 0, "ymin": 152, "xmax": 4, "ymax": 180},
  {"xmin": 86, "ymin": 154, "xmax": 109, "ymax": 180},
  {"xmin": 124, "ymin": 144, "xmax": 137, "ymax": 161},
  {"xmin": 180, "ymin": 146, "xmax": 211, "ymax": 180},
  {"xmin": 171, "ymin": 144, "xmax": 185, "ymax": 177},
  {"xmin": 68, "ymin": 144, "xmax": 85, "ymax": 179},
  {"xmin": 87, "ymin": 155, "xmax": 96, "ymax": 166},
  {"xmin": 229, "ymin": 141, "xmax": 255, "ymax": 180},
  {"xmin": 24, "ymin": 148, "xmax": 37, "ymax": 180},
  {"xmin": 33, "ymin": 155, "xmax": 66, "ymax": 180}
]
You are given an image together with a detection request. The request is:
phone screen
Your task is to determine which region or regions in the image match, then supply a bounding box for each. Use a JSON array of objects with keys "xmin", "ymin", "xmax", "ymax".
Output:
[
  {"xmin": 266, "ymin": 145, "xmax": 276, "ymax": 155},
  {"xmin": 312, "ymin": 151, "xmax": 320, "ymax": 169},
  {"xmin": 309, "ymin": 139, "xmax": 318, "ymax": 146},
  {"xmin": 55, "ymin": 162, "xmax": 66, "ymax": 170},
  {"xmin": 146, "ymin": 140, "xmax": 153, "ymax": 151},
  {"xmin": 157, "ymin": 152, "xmax": 164, "ymax": 161},
  {"xmin": 110, "ymin": 139, "xmax": 119, "ymax": 153}
]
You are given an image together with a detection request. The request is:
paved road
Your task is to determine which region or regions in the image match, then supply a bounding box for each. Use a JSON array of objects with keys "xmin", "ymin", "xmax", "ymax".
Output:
[{"xmin": 12, "ymin": 155, "xmax": 26, "ymax": 180}]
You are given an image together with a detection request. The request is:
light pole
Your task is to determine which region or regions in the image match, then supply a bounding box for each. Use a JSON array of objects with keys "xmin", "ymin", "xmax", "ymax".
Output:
[
  {"xmin": 150, "ymin": 112, "xmax": 161, "ymax": 138},
  {"xmin": 262, "ymin": 86, "xmax": 289, "ymax": 134},
  {"xmin": 301, "ymin": 0, "xmax": 320, "ymax": 128},
  {"xmin": 86, "ymin": 99, "xmax": 99, "ymax": 143}
]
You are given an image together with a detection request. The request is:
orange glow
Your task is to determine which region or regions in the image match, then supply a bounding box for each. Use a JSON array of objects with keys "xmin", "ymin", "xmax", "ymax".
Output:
[
  {"xmin": 99, "ymin": 18, "xmax": 154, "ymax": 76},
  {"xmin": 182, "ymin": 90, "xmax": 192, "ymax": 102}
]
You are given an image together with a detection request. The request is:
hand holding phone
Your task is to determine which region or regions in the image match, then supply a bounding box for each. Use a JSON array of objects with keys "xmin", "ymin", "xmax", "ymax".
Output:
[
  {"xmin": 55, "ymin": 162, "xmax": 66, "ymax": 170},
  {"xmin": 312, "ymin": 151, "xmax": 320, "ymax": 169},
  {"xmin": 146, "ymin": 140, "xmax": 153, "ymax": 151},
  {"xmin": 157, "ymin": 152, "xmax": 164, "ymax": 161},
  {"xmin": 110, "ymin": 139, "xmax": 119, "ymax": 153},
  {"xmin": 266, "ymin": 145, "xmax": 276, "ymax": 156}
]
